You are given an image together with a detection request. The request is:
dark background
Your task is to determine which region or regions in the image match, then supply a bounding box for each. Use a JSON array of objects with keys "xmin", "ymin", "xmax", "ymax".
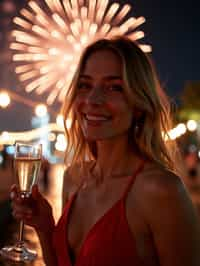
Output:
[
  {"xmin": 0, "ymin": 0, "xmax": 199, "ymax": 131},
  {"xmin": 132, "ymin": 0, "xmax": 200, "ymax": 100}
]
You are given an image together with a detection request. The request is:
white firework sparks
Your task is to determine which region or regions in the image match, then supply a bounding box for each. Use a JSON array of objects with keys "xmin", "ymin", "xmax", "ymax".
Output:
[{"xmin": 10, "ymin": 0, "xmax": 152, "ymax": 105}]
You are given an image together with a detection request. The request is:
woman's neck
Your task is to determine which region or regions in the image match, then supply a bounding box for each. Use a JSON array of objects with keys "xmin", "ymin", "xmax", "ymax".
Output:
[{"xmin": 92, "ymin": 135, "xmax": 140, "ymax": 182}]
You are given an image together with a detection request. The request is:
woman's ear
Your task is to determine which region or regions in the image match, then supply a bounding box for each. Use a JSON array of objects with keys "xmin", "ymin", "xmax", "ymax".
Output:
[{"xmin": 133, "ymin": 108, "xmax": 143, "ymax": 121}]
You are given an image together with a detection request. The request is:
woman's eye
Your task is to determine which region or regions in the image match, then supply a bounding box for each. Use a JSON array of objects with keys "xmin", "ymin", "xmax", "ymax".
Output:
[
  {"xmin": 108, "ymin": 84, "xmax": 123, "ymax": 92},
  {"xmin": 77, "ymin": 82, "xmax": 91, "ymax": 90}
]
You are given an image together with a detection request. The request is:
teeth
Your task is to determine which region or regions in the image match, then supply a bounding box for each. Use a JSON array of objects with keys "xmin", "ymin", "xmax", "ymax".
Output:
[{"xmin": 85, "ymin": 114, "xmax": 109, "ymax": 121}]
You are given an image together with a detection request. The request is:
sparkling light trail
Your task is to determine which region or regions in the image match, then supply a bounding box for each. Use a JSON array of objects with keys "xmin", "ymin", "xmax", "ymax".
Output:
[{"xmin": 11, "ymin": 0, "xmax": 151, "ymax": 105}]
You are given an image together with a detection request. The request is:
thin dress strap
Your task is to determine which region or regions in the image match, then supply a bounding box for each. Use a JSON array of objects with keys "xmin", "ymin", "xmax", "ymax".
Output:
[
  {"xmin": 71, "ymin": 160, "xmax": 145, "ymax": 200},
  {"xmin": 122, "ymin": 159, "xmax": 146, "ymax": 199}
]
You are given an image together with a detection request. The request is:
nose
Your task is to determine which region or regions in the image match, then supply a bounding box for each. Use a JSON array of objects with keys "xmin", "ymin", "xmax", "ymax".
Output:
[{"xmin": 86, "ymin": 86, "xmax": 105, "ymax": 105}]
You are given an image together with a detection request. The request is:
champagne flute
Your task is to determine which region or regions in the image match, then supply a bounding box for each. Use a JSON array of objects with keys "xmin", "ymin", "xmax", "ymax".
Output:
[{"xmin": 0, "ymin": 142, "xmax": 42, "ymax": 262}]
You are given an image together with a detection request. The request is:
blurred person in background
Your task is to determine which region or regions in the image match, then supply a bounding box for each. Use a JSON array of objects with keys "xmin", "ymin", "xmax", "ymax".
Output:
[
  {"xmin": 10, "ymin": 37, "xmax": 200, "ymax": 266},
  {"xmin": 183, "ymin": 151, "xmax": 200, "ymax": 216}
]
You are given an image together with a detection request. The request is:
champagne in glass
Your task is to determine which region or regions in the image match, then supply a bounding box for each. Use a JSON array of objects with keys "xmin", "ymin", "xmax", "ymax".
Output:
[
  {"xmin": 15, "ymin": 157, "xmax": 41, "ymax": 196},
  {"xmin": 0, "ymin": 142, "xmax": 42, "ymax": 262}
]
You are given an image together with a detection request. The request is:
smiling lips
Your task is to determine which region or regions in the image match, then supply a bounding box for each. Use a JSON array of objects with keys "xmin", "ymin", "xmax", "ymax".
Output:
[{"xmin": 84, "ymin": 113, "xmax": 111, "ymax": 124}]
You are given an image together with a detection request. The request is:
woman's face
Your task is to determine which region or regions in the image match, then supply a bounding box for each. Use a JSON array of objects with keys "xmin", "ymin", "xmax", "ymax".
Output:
[{"xmin": 74, "ymin": 49, "xmax": 133, "ymax": 141}]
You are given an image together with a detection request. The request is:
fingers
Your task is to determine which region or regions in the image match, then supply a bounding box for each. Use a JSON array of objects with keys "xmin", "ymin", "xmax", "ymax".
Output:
[
  {"xmin": 11, "ymin": 197, "xmax": 33, "ymax": 221},
  {"xmin": 10, "ymin": 184, "xmax": 19, "ymax": 199},
  {"xmin": 10, "ymin": 183, "xmax": 17, "ymax": 192},
  {"xmin": 31, "ymin": 184, "xmax": 43, "ymax": 202},
  {"xmin": 31, "ymin": 184, "xmax": 39, "ymax": 199},
  {"xmin": 11, "ymin": 198, "xmax": 32, "ymax": 220},
  {"xmin": 10, "ymin": 184, "xmax": 38, "ymax": 203},
  {"xmin": 10, "ymin": 184, "xmax": 47, "ymax": 227},
  {"xmin": 10, "ymin": 184, "xmax": 33, "ymax": 221},
  {"xmin": 12, "ymin": 207, "xmax": 33, "ymax": 221},
  {"xmin": 10, "ymin": 184, "xmax": 24, "ymax": 206}
]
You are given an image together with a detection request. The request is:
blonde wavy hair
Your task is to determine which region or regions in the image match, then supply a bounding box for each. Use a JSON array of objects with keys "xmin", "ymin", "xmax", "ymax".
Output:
[{"xmin": 62, "ymin": 36, "xmax": 182, "ymax": 175}]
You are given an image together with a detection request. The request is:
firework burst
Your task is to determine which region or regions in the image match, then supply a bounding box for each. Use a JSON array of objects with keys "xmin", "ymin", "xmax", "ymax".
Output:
[{"xmin": 10, "ymin": 0, "xmax": 151, "ymax": 105}]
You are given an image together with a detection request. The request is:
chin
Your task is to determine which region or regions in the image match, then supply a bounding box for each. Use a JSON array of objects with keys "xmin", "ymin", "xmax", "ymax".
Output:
[
  {"xmin": 84, "ymin": 135, "xmax": 106, "ymax": 141},
  {"xmin": 83, "ymin": 132, "xmax": 118, "ymax": 142}
]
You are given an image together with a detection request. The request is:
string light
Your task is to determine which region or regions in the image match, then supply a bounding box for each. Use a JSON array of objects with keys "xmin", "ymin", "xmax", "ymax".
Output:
[
  {"xmin": 0, "ymin": 123, "xmax": 64, "ymax": 145},
  {"xmin": 1, "ymin": 119, "xmax": 196, "ymax": 147}
]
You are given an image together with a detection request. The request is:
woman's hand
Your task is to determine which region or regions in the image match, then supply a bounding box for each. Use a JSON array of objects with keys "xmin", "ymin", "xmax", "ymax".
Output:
[{"xmin": 10, "ymin": 184, "xmax": 55, "ymax": 233}]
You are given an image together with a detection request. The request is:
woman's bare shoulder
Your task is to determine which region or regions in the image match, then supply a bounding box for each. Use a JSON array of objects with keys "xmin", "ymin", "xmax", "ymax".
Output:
[
  {"xmin": 130, "ymin": 161, "xmax": 200, "ymax": 266},
  {"xmin": 136, "ymin": 161, "xmax": 185, "ymax": 197},
  {"xmin": 134, "ymin": 163, "xmax": 200, "ymax": 265},
  {"xmin": 134, "ymin": 160, "xmax": 199, "ymax": 230},
  {"xmin": 132, "ymin": 160, "xmax": 194, "ymax": 219}
]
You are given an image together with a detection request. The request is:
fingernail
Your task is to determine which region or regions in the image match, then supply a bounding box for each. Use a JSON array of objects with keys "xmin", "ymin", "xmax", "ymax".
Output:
[
  {"xmin": 11, "ymin": 184, "xmax": 16, "ymax": 190},
  {"xmin": 10, "ymin": 191, "xmax": 15, "ymax": 199}
]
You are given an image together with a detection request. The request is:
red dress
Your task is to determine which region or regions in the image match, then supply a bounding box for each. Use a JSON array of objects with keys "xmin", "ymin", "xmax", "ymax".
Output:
[{"xmin": 53, "ymin": 161, "xmax": 145, "ymax": 266}]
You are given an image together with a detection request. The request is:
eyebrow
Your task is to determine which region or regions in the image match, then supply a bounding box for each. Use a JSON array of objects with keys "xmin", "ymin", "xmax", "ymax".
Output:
[{"xmin": 79, "ymin": 74, "xmax": 123, "ymax": 81}]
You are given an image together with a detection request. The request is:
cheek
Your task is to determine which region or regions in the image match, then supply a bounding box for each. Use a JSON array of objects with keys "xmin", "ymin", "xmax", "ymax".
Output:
[
  {"xmin": 104, "ymin": 96, "xmax": 121, "ymax": 112},
  {"xmin": 74, "ymin": 96, "xmax": 85, "ymax": 114},
  {"xmin": 107, "ymin": 99, "xmax": 132, "ymax": 117},
  {"xmin": 123, "ymin": 106, "xmax": 133, "ymax": 125},
  {"xmin": 111, "ymin": 101, "xmax": 133, "ymax": 126}
]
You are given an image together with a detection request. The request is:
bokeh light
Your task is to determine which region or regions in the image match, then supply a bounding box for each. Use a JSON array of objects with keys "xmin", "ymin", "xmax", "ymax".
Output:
[
  {"xmin": 0, "ymin": 91, "xmax": 11, "ymax": 108},
  {"xmin": 187, "ymin": 120, "xmax": 197, "ymax": 132},
  {"xmin": 35, "ymin": 104, "xmax": 48, "ymax": 117}
]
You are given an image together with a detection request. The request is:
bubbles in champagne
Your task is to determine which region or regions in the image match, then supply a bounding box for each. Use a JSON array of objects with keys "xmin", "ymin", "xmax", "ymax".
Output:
[{"xmin": 14, "ymin": 157, "xmax": 41, "ymax": 193}]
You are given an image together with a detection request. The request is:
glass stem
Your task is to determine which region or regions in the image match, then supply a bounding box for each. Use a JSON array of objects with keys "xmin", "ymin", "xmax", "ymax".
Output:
[{"xmin": 18, "ymin": 220, "xmax": 25, "ymax": 246}]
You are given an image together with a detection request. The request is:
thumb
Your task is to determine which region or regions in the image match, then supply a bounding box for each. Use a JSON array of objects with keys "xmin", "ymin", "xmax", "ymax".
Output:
[
  {"xmin": 10, "ymin": 184, "xmax": 18, "ymax": 193},
  {"xmin": 10, "ymin": 184, "xmax": 19, "ymax": 199}
]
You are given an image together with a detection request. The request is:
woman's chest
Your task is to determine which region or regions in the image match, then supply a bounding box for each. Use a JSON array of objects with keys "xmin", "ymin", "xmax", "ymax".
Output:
[
  {"xmin": 67, "ymin": 181, "xmax": 128, "ymax": 258},
  {"xmin": 66, "ymin": 186, "xmax": 157, "ymax": 265}
]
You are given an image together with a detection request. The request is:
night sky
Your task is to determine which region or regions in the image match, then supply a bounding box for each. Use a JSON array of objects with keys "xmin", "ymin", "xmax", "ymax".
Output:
[
  {"xmin": 132, "ymin": 0, "xmax": 200, "ymax": 99},
  {"xmin": 0, "ymin": 0, "xmax": 199, "ymax": 131}
]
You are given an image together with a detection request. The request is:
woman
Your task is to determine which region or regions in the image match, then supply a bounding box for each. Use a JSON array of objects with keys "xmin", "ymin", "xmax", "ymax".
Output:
[{"xmin": 11, "ymin": 36, "xmax": 200, "ymax": 266}]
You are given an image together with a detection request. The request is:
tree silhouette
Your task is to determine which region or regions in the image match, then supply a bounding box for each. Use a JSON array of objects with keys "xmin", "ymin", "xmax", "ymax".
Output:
[{"xmin": 178, "ymin": 81, "xmax": 200, "ymax": 121}]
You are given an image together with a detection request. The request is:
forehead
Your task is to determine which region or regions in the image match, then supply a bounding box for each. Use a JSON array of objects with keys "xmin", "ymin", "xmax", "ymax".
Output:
[{"xmin": 81, "ymin": 49, "xmax": 123, "ymax": 77}]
